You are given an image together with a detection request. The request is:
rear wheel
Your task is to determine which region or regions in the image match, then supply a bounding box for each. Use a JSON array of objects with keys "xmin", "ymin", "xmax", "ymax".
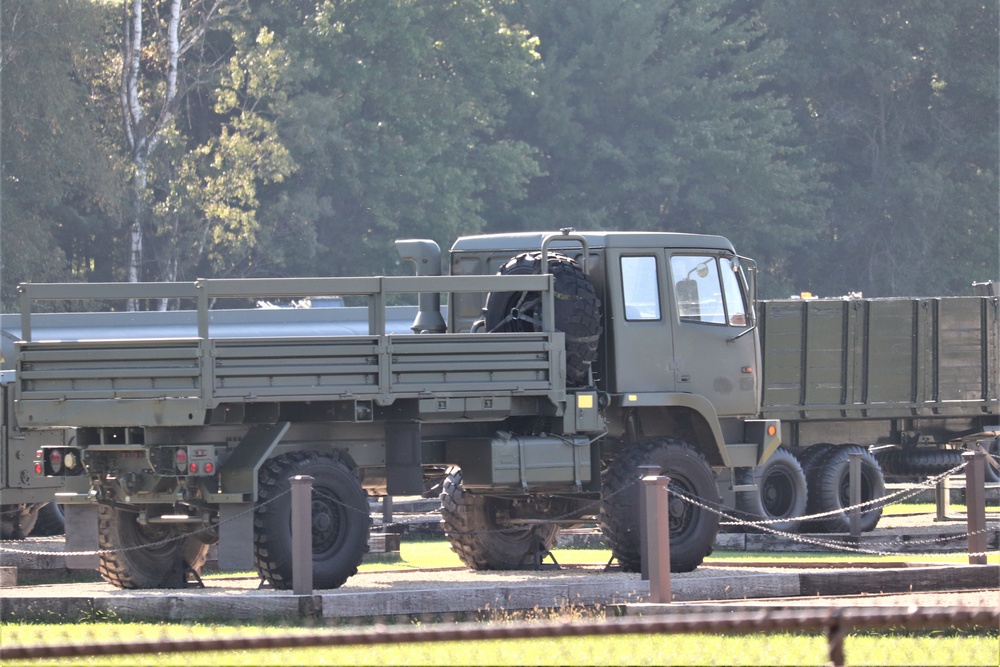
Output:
[
  {"xmin": 440, "ymin": 467, "xmax": 561, "ymax": 569},
  {"xmin": 736, "ymin": 447, "xmax": 807, "ymax": 533},
  {"xmin": 0, "ymin": 503, "xmax": 42, "ymax": 540},
  {"xmin": 30, "ymin": 502, "xmax": 66, "ymax": 537},
  {"xmin": 484, "ymin": 252, "xmax": 601, "ymax": 386},
  {"xmin": 97, "ymin": 503, "xmax": 210, "ymax": 589},
  {"xmin": 804, "ymin": 445, "xmax": 885, "ymax": 533},
  {"xmin": 600, "ymin": 438, "xmax": 720, "ymax": 573},
  {"xmin": 254, "ymin": 451, "xmax": 370, "ymax": 590}
]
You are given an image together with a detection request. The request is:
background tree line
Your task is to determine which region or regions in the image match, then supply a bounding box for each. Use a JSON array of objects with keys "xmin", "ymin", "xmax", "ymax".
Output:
[{"xmin": 1, "ymin": 0, "xmax": 996, "ymax": 309}]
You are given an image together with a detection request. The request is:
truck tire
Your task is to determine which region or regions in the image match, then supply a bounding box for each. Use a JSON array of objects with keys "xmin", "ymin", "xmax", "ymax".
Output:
[
  {"xmin": 0, "ymin": 503, "xmax": 42, "ymax": 540},
  {"xmin": 97, "ymin": 503, "xmax": 210, "ymax": 589},
  {"xmin": 484, "ymin": 252, "xmax": 601, "ymax": 386},
  {"xmin": 439, "ymin": 467, "xmax": 561, "ymax": 569},
  {"xmin": 735, "ymin": 447, "xmax": 807, "ymax": 533},
  {"xmin": 30, "ymin": 502, "xmax": 66, "ymax": 537},
  {"xmin": 254, "ymin": 451, "xmax": 370, "ymax": 590},
  {"xmin": 804, "ymin": 445, "xmax": 885, "ymax": 533},
  {"xmin": 793, "ymin": 443, "xmax": 838, "ymax": 476},
  {"xmin": 876, "ymin": 448, "xmax": 963, "ymax": 478},
  {"xmin": 600, "ymin": 438, "xmax": 720, "ymax": 573}
]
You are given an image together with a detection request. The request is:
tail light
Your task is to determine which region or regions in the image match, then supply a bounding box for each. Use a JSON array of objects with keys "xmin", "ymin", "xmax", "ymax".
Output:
[
  {"xmin": 49, "ymin": 449, "xmax": 63, "ymax": 473},
  {"xmin": 175, "ymin": 448, "xmax": 188, "ymax": 473}
]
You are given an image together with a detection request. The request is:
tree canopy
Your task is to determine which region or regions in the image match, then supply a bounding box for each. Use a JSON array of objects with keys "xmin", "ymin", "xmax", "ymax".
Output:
[{"xmin": 1, "ymin": 0, "xmax": 996, "ymax": 308}]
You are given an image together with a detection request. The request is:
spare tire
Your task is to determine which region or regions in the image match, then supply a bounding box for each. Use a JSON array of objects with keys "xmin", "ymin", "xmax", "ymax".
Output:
[{"xmin": 484, "ymin": 252, "xmax": 601, "ymax": 386}]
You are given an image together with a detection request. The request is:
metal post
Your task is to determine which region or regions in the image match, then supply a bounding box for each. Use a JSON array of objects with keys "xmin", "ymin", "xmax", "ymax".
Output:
[
  {"xmin": 642, "ymin": 474, "xmax": 672, "ymax": 604},
  {"xmin": 849, "ymin": 453, "xmax": 862, "ymax": 537},
  {"xmin": 637, "ymin": 465, "xmax": 659, "ymax": 581},
  {"xmin": 963, "ymin": 451, "xmax": 987, "ymax": 565},
  {"xmin": 291, "ymin": 475, "xmax": 314, "ymax": 595}
]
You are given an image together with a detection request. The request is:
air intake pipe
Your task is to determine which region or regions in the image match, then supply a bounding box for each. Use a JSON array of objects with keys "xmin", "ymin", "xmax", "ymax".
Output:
[{"xmin": 395, "ymin": 239, "xmax": 447, "ymax": 333}]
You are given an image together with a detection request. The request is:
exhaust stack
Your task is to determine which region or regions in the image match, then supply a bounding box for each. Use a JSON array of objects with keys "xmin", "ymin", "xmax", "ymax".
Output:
[{"xmin": 395, "ymin": 239, "xmax": 447, "ymax": 333}]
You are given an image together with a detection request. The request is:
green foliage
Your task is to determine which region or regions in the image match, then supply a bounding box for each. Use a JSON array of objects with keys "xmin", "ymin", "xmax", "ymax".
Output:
[
  {"xmin": 248, "ymin": 0, "xmax": 542, "ymax": 277},
  {"xmin": 151, "ymin": 25, "xmax": 296, "ymax": 282},
  {"xmin": 763, "ymin": 0, "xmax": 999, "ymax": 297},
  {"xmin": 499, "ymin": 0, "xmax": 829, "ymax": 295},
  {"xmin": 0, "ymin": 0, "xmax": 125, "ymax": 308},
  {"xmin": 1, "ymin": 1, "xmax": 996, "ymax": 297}
]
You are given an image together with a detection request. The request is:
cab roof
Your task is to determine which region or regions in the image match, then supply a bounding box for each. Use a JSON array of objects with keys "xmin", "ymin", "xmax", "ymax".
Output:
[{"xmin": 450, "ymin": 230, "xmax": 736, "ymax": 254}]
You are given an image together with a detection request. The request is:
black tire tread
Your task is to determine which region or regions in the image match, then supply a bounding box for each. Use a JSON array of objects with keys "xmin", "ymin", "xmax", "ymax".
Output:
[
  {"xmin": 439, "ymin": 466, "xmax": 560, "ymax": 570},
  {"xmin": 600, "ymin": 438, "xmax": 720, "ymax": 573},
  {"xmin": 254, "ymin": 450, "xmax": 370, "ymax": 590},
  {"xmin": 484, "ymin": 252, "xmax": 601, "ymax": 386}
]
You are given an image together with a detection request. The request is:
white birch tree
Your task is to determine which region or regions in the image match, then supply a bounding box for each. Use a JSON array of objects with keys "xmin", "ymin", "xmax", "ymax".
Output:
[{"xmin": 119, "ymin": 0, "xmax": 237, "ymax": 307}]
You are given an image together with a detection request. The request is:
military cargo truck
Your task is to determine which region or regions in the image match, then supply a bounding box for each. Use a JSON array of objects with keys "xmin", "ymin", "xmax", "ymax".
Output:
[
  {"xmin": 13, "ymin": 230, "xmax": 780, "ymax": 589},
  {"xmin": 749, "ymin": 292, "xmax": 999, "ymax": 533}
]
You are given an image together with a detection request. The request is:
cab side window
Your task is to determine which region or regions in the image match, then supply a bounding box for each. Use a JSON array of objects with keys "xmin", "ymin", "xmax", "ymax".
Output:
[
  {"xmin": 621, "ymin": 255, "xmax": 661, "ymax": 321},
  {"xmin": 671, "ymin": 255, "xmax": 747, "ymax": 327}
]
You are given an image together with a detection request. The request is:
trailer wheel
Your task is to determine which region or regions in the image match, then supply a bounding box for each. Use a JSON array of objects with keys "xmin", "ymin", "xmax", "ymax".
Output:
[
  {"xmin": 484, "ymin": 252, "xmax": 601, "ymax": 386},
  {"xmin": 0, "ymin": 503, "xmax": 42, "ymax": 540},
  {"xmin": 804, "ymin": 445, "xmax": 885, "ymax": 533},
  {"xmin": 735, "ymin": 448, "xmax": 807, "ymax": 533},
  {"xmin": 30, "ymin": 502, "xmax": 66, "ymax": 537},
  {"xmin": 97, "ymin": 503, "xmax": 210, "ymax": 589},
  {"xmin": 600, "ymin": 438, "xmax": 720, "ymax": 573},
  {"xmin": 254, "ymin": 451, "xmax": 370, "ymax": 590},
  {"xmin": 439, "ymin": 467, "xmax": 561, "ymax": 569}
]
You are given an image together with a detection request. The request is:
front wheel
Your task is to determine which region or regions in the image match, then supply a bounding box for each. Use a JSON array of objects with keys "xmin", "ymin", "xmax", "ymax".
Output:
[
  {"xmin": 254, "ymin": 451, "xmax": 370, "ymax": 590},
  {"xmin": 97, "ymin": 504, "xmax": 210, "ymax": 589},
  {"xmin": 600, "ymin": 438, "xmax": 720, "ymax": 573}
]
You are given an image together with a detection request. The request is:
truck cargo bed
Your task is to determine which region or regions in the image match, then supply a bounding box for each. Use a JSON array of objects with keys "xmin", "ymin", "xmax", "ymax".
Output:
[{"xmin": 760, "ymin": 296, "xmax": 999, "ymax": 421}]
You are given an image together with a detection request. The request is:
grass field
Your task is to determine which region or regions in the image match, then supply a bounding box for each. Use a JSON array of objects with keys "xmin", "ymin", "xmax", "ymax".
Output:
[{"xmin": 2, "ymin": 617, "xmax": 997, "ymax": 666}]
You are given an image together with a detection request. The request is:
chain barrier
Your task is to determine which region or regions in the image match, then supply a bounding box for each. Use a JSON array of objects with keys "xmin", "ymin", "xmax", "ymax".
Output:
[
  {"xmin": 0, "ymin": 487, "xmax": 292, "ymax": 558},
  {"xmin": 670, "ymin": 488, "xmax": 999, "ymax": 559},
  {"xmin": 1, "ymin": 459, "xmax": 995, "ymax": 560},
  {"xmin": 718, "ymin": 461, "xmax": 970, "ymax": 528}
]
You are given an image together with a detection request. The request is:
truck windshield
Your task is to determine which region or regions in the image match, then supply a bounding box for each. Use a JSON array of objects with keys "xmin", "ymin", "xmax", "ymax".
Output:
[{"xmin": 671, "ymin": 255, "xmax": 747, "ymax": 327}]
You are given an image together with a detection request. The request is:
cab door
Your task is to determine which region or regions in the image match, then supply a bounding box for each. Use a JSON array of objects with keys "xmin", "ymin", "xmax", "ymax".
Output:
[
  {"xmin": 603, "ymin": 250, "xmax": 676, "ymax": 394},
  {"xmin": 668, "ymin": 253, "xmax": 759, "ymax": 417}
]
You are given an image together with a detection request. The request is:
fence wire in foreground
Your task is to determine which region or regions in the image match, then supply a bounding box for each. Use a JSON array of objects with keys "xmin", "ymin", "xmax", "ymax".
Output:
[{"xmin": 1, "ymin": 605, "xmax": 997, "ymax": 666}]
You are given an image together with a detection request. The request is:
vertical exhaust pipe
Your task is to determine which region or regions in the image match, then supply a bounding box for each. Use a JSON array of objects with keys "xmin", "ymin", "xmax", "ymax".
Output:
[{"xmin": 395, "ymin": 239, "xmax": 447, "ymax": 333}]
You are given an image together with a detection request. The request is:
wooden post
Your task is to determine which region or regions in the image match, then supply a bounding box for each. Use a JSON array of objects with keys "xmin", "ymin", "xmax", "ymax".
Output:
[
  {"xmin": 291, "ymin": 475, "xmax": 314, "ymax": 595},
  {"xmin": 637, "ymin": 465, "xmax": 659, "ymax": 581},
  {"xmin": 963, "ymin": 451, "xmax": 987, "ymax": 565},
  {"xmin": 643, "ymin": 473, "xmax": 672, "ymax": 604},
  {"xmin": 849, "ymin": 452, "xmax": 862, "ymax": 537},
  {"xmin": 935, "ymin": 475, "xmax": 951, "ymax": 521}
]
